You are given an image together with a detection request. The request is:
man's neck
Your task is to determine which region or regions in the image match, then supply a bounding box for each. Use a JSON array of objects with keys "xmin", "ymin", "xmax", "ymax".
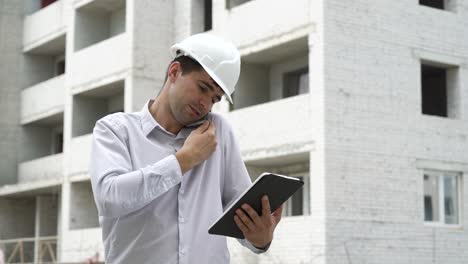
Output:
[{"xmin": 149, "ymin": 97, "xmax": 183, "ymax": 135}]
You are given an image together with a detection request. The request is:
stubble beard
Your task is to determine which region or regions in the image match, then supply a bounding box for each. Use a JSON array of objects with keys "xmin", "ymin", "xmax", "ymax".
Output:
[{"xmin": 169, "ymin": 100, "xmax": 193, "ymax": 126}]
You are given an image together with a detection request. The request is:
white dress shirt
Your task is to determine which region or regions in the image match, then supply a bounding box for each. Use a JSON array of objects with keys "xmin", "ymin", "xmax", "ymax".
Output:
[{"xmin": 90, "ymin": 100, "xmax": 265, "ymax": 264}]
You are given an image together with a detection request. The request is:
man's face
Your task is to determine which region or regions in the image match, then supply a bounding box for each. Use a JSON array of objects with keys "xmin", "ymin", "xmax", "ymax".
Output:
[{"xmin": 168, "ymin": 64, "xmax": 225, "ymax": 126}]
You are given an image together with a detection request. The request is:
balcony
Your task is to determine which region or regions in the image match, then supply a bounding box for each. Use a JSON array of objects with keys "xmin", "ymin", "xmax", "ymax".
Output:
[
  {"xmin": 71, "ymin": 79, "xmax": 124, "ymax": 136},
  {"xmin": 73, "ymin": 0, "xmax": 126, "ymax": 51},
  {"xmin": 229, "ymin": 35, "xmax": 309, "ymax": 111},
  {"xmin": 219, "ymin": 0, "xmax": 312, "ymax": 50},
  {"xmin": 222, "ymin": 36, "xmax": 311, "ymax": 162},
  {"xmin": 226, "ymin": 94, "xmax": 314, "ymax": 162},
  {"xmin": 69, "ymin": 33, "xmax": 130, "ymax": 91},
  {"xmin": 23, "ymin": 0, "xmax": 66, "ymax": 54},
  {"xmin": 21, "ymin": 75, "xmax": 65, "ymax": 125},
  {"xmin": 19, "ymin": 98, "xmax": 63, "ymax": 166},
  {"xmin": 18, "ymin": 153, "xmax": 63, "ymax": 184},
  {"xmin": 21, "ymin": 5, "xmax": 66, "ymax": 99}
]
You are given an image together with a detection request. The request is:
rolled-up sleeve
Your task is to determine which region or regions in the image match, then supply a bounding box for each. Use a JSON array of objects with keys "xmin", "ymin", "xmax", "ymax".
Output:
[{"xmin": 90, "ymin": 117, "xmax": 182, "ymax": 218}]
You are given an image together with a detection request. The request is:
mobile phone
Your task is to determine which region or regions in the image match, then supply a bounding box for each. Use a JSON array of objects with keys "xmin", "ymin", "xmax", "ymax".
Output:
[{"xmin": 185, "ymin": 115, "xmax": 208, "ymax": 128}]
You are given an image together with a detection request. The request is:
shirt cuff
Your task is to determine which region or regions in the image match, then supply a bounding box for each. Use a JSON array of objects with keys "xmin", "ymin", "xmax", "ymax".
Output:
[
  {"xmin": 239, "ymin": 238, "xmax": 270, "ymax": 254},
  {"xmin": 254, "ymin": 241, "xmax": 271, "ymax": 251}
]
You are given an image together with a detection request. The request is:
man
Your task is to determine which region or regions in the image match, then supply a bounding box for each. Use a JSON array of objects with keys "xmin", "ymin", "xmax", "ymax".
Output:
[{"xmin": 90, "ymin": 33, "xmax": 283, "ymax": 264}]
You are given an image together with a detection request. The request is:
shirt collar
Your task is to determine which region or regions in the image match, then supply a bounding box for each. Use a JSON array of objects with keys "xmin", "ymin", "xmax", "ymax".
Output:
[
  {"xmin": 139, "ymin": 99, "xmax": 193, "ymax": 139},
  {"xmin": 140, "ymin": 100, "xmax": 161, "ymax": 136}
]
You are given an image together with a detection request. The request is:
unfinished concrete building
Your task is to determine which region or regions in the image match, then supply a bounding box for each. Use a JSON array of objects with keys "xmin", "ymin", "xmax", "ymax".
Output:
[{"xmin": 0, "ymin": 0, "xmax": 467, "ymax": 263}]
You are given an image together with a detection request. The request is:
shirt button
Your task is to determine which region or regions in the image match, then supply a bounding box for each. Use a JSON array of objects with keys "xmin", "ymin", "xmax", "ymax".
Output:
[
  {"xmin": 179, "ymin": 216, "xmax": 185, "ymax": 223},
  {"xmin": 180, "ymin": 249, "xmax": 186, "ymax": 255},
  {"xmin": 180, "ymin": 188, "xmax": 184, "ymax": 194}
]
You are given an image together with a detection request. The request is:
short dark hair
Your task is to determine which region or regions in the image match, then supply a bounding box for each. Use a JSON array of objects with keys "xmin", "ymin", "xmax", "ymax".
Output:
[
  {"xmin": 173, "ymin": 55, "xmax": 203, "ymax": 75},
  {"xmin": 164, "ymin": 55, "xmax": 203, "ymax": 82},
  {"xmin": 159, "ymin": 55, "xmax": 204, "ymax": 94}
]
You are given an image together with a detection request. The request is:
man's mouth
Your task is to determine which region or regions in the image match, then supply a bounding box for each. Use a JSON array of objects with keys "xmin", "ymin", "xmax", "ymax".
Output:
[{"xmin": 189, "ymin": 105, "xmax": 201, "ymax": 117}]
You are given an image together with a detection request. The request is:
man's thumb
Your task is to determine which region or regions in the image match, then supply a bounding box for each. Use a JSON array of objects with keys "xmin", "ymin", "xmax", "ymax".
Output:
[{"xmin": 196, "ymin": 120, "xmax": 210, "ymax": 132}]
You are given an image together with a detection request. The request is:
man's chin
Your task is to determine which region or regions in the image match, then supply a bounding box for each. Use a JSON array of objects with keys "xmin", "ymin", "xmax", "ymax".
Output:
[{"xmin": 174, "ymin": 110, "xmax": 206, "ymax": 127}]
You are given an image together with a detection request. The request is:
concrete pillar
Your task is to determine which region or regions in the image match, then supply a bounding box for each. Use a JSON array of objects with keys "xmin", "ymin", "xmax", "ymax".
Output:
[{"xmin": 0, "ymin": 0, "xmax": 23, "ymax": 186}]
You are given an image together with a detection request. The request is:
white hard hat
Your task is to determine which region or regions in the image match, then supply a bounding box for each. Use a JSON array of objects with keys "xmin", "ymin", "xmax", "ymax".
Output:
[{"xmin": 170, "ymin": 33, "xmax": 240, "ymax": 104}]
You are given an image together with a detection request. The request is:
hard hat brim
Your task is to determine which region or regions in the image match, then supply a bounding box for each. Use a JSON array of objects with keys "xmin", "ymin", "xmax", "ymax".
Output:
[{"xmin": 198, "ymin": 63, "xmax": 234, "ymax": 104}]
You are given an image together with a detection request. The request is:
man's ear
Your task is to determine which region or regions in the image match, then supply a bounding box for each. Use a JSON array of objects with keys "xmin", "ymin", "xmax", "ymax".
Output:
[{"xmin": 168, "ymin": 62, "xmax": 181, "ymax": 83}]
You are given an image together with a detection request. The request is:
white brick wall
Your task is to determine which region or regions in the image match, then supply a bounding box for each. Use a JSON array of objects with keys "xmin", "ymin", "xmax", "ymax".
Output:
[{"xmin": 323, "ymin": 0, "xmax": 468, "ymax": 263}]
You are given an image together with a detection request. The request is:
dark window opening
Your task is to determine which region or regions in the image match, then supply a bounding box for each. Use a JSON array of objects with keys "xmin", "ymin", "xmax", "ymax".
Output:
[
  {"xmin": 283, "ymin": 67, "xmax": 309, "ymax": 98},
  {"xmin": 53, "ymin": 132, "xmax": 63, "ymax": 154},
  {"xmin": 226, "ymin": 0, "xmax": 252, "ymax": 9},
  {"xmin": 41, "ymin": 0, "xmax": 57, "ymax": 8},
  {"xmin": 421, "ymin": 64, "xmax": 447, "ymax": 117},
  {"xmin": 56, "ymin": 59, "xmax": 65, "ymax": 76},
  {"xmin": 420, "ymin": 0, "xmax": 445, "ymax": 9},
  {"xmin": 204, "ymin": 0, "xmax": 212, "ymax": 31}
]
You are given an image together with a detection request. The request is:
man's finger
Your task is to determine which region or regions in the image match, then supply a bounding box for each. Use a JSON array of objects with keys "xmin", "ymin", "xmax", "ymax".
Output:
[
  {"xmin": 272, "ymin": 204, "xmax": 283, "ymax": 224},
  {"xmin": 234, "ymin": 215, "xmax": 249, "ymax": 234},
  {"xmin": 236, "ymin": 209, "xmax": 256, "ymax": 231},
  {"xmin": 272, "ymin": 204, "xmax": 283, "ymax": 216},
  {"xmin": 207, "ymin": 120, "xmax": 216, "ymax": 133},
  {"xmin": 261, "ymin": 195, "xmax": 271, "ymax": 218},
  {"xmin": 195, "ymin": 120, "xmax": 210, "ymax": 132},
  {"xmin": 241, "ymin": 204, "xmax": 262, "ymax": 225}
]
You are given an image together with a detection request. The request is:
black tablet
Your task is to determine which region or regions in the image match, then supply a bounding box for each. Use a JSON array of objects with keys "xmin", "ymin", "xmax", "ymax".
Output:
[{"xmin": 208, "ymin": 173, "xmax": 304, "ymax": 239}]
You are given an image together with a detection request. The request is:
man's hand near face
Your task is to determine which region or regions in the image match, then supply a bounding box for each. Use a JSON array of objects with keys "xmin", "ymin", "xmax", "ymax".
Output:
[
  {"xmin": 176, "ymin": 121, "xmax": 217, "ymax": 174},
  {"xmin": 234, "ymin": 195, "xmax": 283, "ymax": 249}
]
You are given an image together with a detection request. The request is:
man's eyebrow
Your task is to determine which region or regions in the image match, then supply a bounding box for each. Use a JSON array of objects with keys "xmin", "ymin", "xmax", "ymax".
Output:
[
  {"xmin": 200, "ymin": 80, "xmax": 223, "ymax": 101},
  {"xmin": 199, "ymin": 80, "xmax": 214, "ymax": 91},
  {"xmin": 200, "ymin": 80, "xmax": 216, "ymax": 91},
  {"xmin": 200, "ymin": 78, "xmax": 224, "ymax": 94}
]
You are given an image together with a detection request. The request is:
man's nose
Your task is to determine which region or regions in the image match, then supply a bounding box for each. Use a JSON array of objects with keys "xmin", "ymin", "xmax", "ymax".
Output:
[{"xmin": 199, "ymin": 97, "xmax": 212, "ymax": 112}]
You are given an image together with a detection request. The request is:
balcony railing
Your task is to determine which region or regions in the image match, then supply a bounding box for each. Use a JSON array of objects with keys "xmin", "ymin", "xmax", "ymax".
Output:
[
  {"xmin": 227, "ymin": 94, "xmax": 313, "ymax": 160},
  {"xmin": 21, "ymin": 75, "xmax": 65, "ymax": 125},
  {"xmin": 221, "ymin": 0, "xmax": 311, "ymax": 49},
  {"xmin": 18, "ymin": 154, "xmax": 63, "ymax": 184}
]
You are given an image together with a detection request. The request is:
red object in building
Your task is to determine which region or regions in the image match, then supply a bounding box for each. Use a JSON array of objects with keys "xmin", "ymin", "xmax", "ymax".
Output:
[{"xmin": 41, "ymin": 0, "xmax": 57, "ymax": 8}]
